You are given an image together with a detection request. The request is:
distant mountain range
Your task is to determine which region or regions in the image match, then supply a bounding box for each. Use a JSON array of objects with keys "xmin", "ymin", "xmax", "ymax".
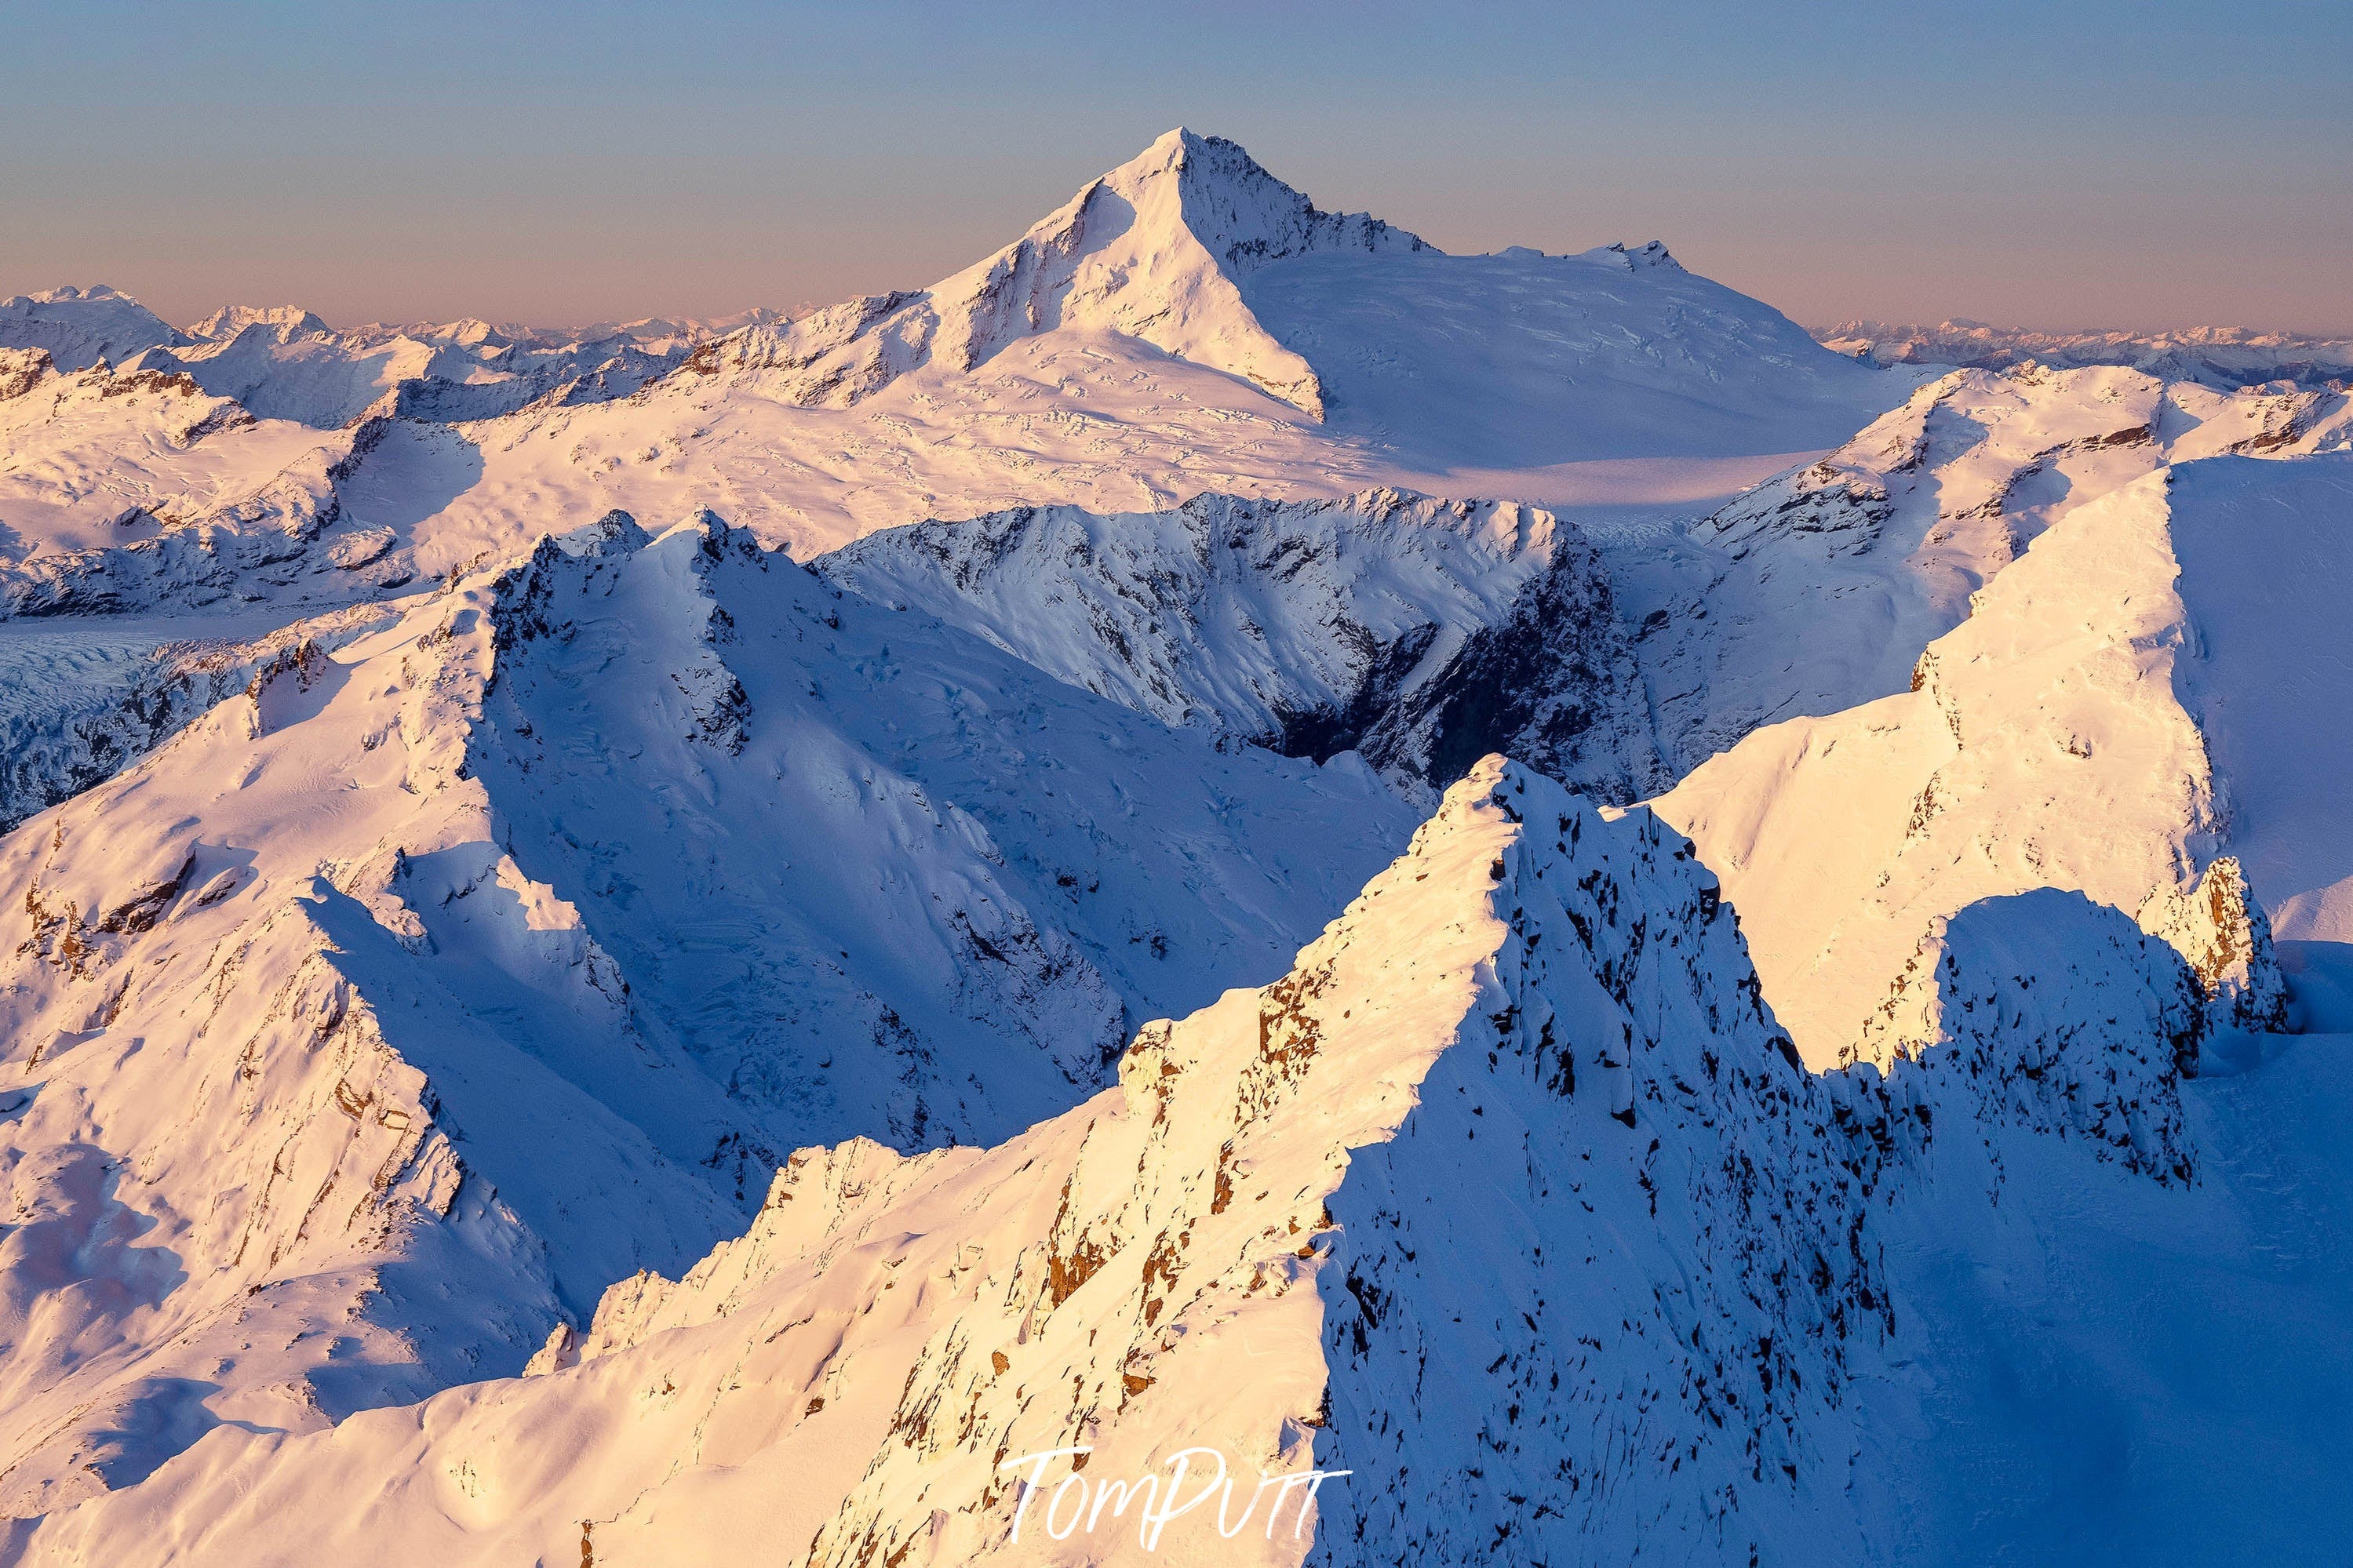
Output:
[{"xmin": 1816, "ymin": 316, "xmax": 2353, "ymax": 386}]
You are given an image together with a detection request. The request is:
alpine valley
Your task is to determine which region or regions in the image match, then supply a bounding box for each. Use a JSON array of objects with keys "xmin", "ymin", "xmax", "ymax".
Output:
[{"xmin": 2, "ymin": 130, "xmax": 2351, "ymax": 1567}]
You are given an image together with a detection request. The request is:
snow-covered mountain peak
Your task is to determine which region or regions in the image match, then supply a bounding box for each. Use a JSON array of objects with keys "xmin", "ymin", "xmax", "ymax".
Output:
[
  {"xmin": 1099, "ymin": 126, "xmax": 1430, "ymax": 276},
  {"xmin": 699, "ymin": 129, "xmax": 1427, "ymax": 418},
  {"xmin": 0, "ymin": 285, "xmax": 185, "ymax": 371},
  {"xmin": 184, "ymin": 305, "xmax": 332, "ymax": 344},
  {"xmin": 1595, "ymin": 238, "xmax": 1684, "ymax": 271}
]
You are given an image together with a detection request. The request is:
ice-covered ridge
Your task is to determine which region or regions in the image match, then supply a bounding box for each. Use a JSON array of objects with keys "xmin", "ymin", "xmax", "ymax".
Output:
[{"xmin": 1624, "ymin": 362, "xmax": 2353, "ymax": 776}]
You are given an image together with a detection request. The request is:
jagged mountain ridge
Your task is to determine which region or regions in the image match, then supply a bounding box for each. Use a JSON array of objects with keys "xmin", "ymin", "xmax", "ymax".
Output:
[
  {"xmin": 684, "ymin": 128, "xmax": 1423, "ymax": 420},
  {"xmin": 0, "ymin": 509, "xmax": 1412, "ymax": 1512},
  {"xmin": 1617, "ymin": 362, "xmax": 2353, "ymax": 776},
  {"xmin": 822, "ymin": 487, "xmax": 1667, "ymax": 803},
  {"xmin": 12, "ymin": 762, "xmax": 2333, "ymax": 1566},
  {"xmin": 1649, "ymin": 453, "xmax": 2340, "ymax": 1067},
  {"xmin": 5, "ymin": 126, "xmax": 2353, "ymax": 1568}
]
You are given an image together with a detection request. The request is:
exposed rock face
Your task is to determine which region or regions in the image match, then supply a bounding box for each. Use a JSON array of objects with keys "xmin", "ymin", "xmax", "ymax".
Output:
[
  {"xmin": 1852, "ymin": 890, "xmax": 2204, "ymax": 1185},
  {"xmin": 823, "ymin": 488, "xmax": 1666, "ymax": 803},
  {"xmin": 2140, "ymin": 857, "xmax": 2291, "ymax": 1037}
]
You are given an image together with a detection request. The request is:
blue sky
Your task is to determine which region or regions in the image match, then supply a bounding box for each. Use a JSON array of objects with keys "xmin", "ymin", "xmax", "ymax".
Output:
[{"xmin": 5, "ymin": 0, "xmax": 2348, "ymax": 332}]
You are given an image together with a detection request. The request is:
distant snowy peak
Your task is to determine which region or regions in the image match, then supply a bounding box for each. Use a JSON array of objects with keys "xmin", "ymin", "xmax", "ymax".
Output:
[
  {"xmin": 1127, "ymin": 126, "xmax": 1428, "ymax": 274},
  {"xmin": 1597, "ymin": 238, "xmax": 1684, "ymax": 270},
  {"xmin": 822, "ymin": 486, "xmax": 1666, "ymax": 803},
  {"xmin": 693, "ymin": 128, "xmax": 1426, "ymax": 417},
  {"xmin": 184, "ymin": 304, "xmax": 333, "ymax": 344},
  {"xmin": 0, "ymin": 285, "xmax": 185, "ymax": 371}
]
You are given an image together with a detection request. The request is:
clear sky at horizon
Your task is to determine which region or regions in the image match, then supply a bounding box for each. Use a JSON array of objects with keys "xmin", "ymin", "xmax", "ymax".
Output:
[{"xmin": 5, "ymin": 0, "xmax": 2348, "ymax": 334}]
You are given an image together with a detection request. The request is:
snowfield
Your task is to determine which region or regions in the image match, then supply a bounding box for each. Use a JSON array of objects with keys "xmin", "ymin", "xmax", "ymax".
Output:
[{"xmin": 3, "ymin": 127, "xmax": 2352, "ymax": 1566}]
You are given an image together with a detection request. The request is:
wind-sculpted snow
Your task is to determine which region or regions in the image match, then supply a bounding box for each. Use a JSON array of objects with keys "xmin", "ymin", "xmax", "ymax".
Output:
[
  {"xmin": 822, "ymin": 488, "xmax": 1666, "ymax": 803},
  {"xmin": 2160, "ymin": 454, "xmax": 2353, "ymax": 940},
  {"xmin": 1240, "ymin": 241, "xmax": 1888, "ymax": 469}
]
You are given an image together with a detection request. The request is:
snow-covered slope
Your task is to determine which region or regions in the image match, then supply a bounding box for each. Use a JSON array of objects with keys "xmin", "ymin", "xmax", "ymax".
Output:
[
  {"xmin": 823, "ymin": 487, "xmax": 1665, "ymax": 802},
  {"xmin": 1244, "ymin": 239, "xmax": 1888, "ymax": 470},
  {"xmin": 0, "ymin": 609, "xmax": 359, "ymax": 834},
  {"xmin": 2160, "ymin": 453, "xmax": 2353, "ymax": 939},
  {"xmin": 0, "ymin": 762, "xmax": 1865, "ymax": 1563},
  {"xmin": 0, "ymin": 511, "xmax": 1413, "ymax": 1510},
  {"xmin": 1648, "ymin": 455, "xmax": 2322, "ymax": 1066},
  {"xmin": 0, "ymin": 353, "xmax": 424, "ymax": 622},
  {"xmin": 690, "ymin": 129, "xmax": 1423, "ymax": 420},
  {"xmin": 1618, "ymin": 364, "xmax": 2353, "ymax": 775},
  {"xmin": 15, "ymin": 762, "xmax": 2339, "ymax": 1566},
  {"xmin": 10, "ymin": 124, "xmax": 2353, "ymax": 1568}
]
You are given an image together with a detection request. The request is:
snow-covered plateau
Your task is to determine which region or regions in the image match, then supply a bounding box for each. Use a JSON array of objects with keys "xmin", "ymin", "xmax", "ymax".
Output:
[{"xmin": 2, "ymin": 129, "xmax": 2351, "ymax": 1565}]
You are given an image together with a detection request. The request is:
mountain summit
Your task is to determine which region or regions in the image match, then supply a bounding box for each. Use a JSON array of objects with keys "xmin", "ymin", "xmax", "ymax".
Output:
[{"xmin": 710, "ymin": 127, "xmax": 1426, "ymax": 417}]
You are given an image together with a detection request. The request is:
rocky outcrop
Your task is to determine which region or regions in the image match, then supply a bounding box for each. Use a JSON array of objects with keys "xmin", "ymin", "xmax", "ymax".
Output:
[{"xmin": 2140, "ymin": 856, "xmax": 2292, "ymax": 1036}]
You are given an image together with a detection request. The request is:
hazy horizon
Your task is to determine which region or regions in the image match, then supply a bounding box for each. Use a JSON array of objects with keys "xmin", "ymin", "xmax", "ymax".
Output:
[{"xmin": 7, "ymin": 1, "xmax": 2350, "ymax": 337}]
